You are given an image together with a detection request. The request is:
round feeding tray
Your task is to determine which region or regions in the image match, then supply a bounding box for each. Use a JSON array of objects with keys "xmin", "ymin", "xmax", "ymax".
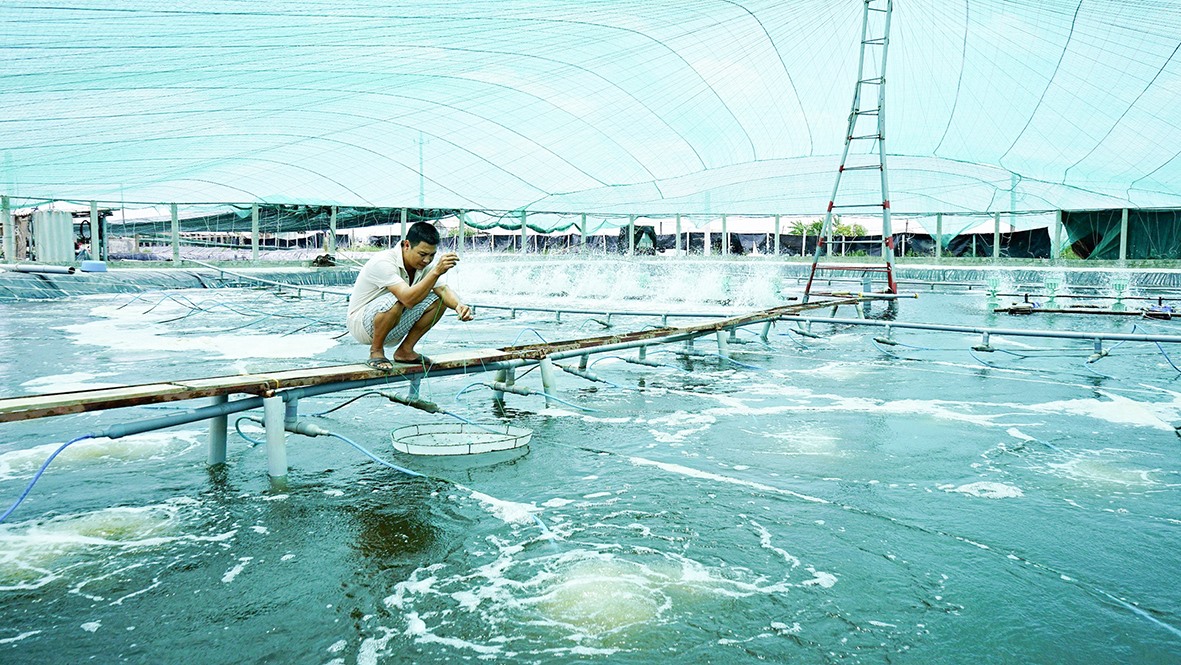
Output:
[{"xmin": 390, "ymin": 423, "xmax": 532, "ymax": 456}]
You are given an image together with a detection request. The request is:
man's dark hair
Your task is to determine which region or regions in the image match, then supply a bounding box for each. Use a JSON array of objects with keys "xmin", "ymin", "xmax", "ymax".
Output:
[{"xmin": 405, "ymin": 221, "xmax": 440, "ymax": 248}]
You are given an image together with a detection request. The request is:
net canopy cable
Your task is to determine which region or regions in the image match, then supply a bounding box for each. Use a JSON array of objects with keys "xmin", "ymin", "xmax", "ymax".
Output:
[{"xmin": 1, "ymin": 0, "xmax": 1180, "ymax": 227}]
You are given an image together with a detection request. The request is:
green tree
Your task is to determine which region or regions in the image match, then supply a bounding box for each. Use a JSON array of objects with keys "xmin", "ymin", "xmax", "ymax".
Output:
[{"xmin": 788, "ymin": 215, "xmax": 865, "ymax": 236}]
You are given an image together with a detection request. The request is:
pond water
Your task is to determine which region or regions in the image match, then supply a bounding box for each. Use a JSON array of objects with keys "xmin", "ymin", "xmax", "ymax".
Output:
[{"xmin": 1, "ymin": 257, "xmax": 1179, "ymax": 663}]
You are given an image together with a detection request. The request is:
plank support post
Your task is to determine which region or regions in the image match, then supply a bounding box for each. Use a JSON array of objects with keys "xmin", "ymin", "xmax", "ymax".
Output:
[
  {"xmin": 760, "ymin": 320, "xmax": 772, "ymax": 342},
  {"xmin": 493, "ymin": 369, "xmax": 507, "ymax": 401},
  {"xmin": 716, "ymin": 329, "xmax": 730, "ymax": 357},
  {"xmin": 263, "ymin": 395, "xmax": 287, "ymax": 479},
  {"xmin": 208, "ymin": 394, "xmax": 228, "ymax": 466},
  {"xmin": 539, "ymin": 356, "xmax": 558, "ymax": 408}
]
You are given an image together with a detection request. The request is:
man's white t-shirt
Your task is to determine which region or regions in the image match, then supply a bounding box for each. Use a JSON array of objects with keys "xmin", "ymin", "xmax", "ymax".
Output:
[{"xmin": 346, "ymin": 249, "xmax": 442, "ymax": 342}]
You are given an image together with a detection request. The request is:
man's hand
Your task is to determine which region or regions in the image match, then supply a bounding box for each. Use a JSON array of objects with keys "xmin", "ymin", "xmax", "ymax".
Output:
[
  {"xmin": 455, "ymin": 303, "xmax": 474, "ymax": 321},
  {"xmin": 432, "ymin": 252, "xmax": 460, "ymax": 276}
]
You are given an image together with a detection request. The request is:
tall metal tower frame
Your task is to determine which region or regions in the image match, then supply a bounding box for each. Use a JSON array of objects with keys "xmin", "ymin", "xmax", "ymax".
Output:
[{"xmin": 803, "ymin": 0, "xmax": 897, "ymax": 302}]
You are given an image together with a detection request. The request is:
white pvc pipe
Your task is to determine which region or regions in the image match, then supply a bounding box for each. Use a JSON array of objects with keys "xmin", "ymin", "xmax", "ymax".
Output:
[
  {"xmin": 779, "ymin": 315, "xmax": 1181, "ymax": 344},
  {"xmin": 208, "ymin": 394, "xmax": 228, "ymax": 465},
  {"xmin": 263, "ymin": 395, "xmax": 287, "ymax": 478},
  {"xmin": 539, "ymin": 357, "xmax": 558, "ymax": 407}
]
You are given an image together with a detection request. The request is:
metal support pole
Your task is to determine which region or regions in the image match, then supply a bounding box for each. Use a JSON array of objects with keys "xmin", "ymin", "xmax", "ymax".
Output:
[
  {"xmin": 520, "ymin": 210, "xmax": 528, "ymax": 253},
  {"xmin": 91, "ymin": 200, "xmax": 104, "ymax": 261},
  {"xmin": 400, "ymin": 207, "xmax": 408, "ymax": 245},
  {"xmin": 722, "ymin": 214, "xmax": 729, "ymax": 256},
  {"xmin": 170, "ymin": 203, "xmax": 180, "ymax": 263},
  {"xmin": 1119, "ymin": 208, "xmax": 1129, "ymax": 263},
  {"xmin": 1, "ymin": 195, "xmax": 12, "ymax": 263},
  {"xmin": 935, "ymin": 213, "xmax": 943, "ymax": 261},
  {"xmin": 704, "ymin": 227, "xmax": 710, "ymax": 256},
  {"xmin": 1053, "ymin": 209, "xmax": 1063, "ymax": 261},
  {"xmin": 456, "ymin": 210, "xmax": 465, "ymax": 256},
  {"xmin": 773, "ymin": 214, "xmax": 780, "ymax": 256},
  {"xmin": 408, "ymin": 375, "xmax": 422, "ymax": 400},
  {"xmin": 250, "ymin": 203, "xmax": 260, "ymax": 262},
  {"xmin": 760, "ymin": 320, "xmax": 772, "ymax": 342},
  {"xmin": 263, "ymin": 395, "xmax": 287, "ymax": 478},
  {"xmin": 208, "ymin": 394, "xmax": 228, "ymax": 466},
  {"xmin": 993, "ymin": 211, "xmax": 1001, "ymax": 260},
  {"xmin": 539, "ymin": 356, "xmax": 558, "ymax": 408},
  {"xmin": 675, "ymin": 213, "xmax": 682, "ymax": 253},
  {"xmin": 716, "ymin": 329, "xmax": 729, "ymax": 357},
  {"xmin": 580, "ymin": 213, "xmax": 587, "ymax": 252},
  {"xmin": 628, "ymin": 214, "xmax": 635, "ymax": 256},
  {"xmin": 328, "ymin": 206, "xmax": 337, "ymax": 255}
]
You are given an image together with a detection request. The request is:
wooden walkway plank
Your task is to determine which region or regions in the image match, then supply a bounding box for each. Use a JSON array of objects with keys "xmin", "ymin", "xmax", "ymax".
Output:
[{"xmin": 0, "ymin": 298, "xmax": 858, "ymax": 424}]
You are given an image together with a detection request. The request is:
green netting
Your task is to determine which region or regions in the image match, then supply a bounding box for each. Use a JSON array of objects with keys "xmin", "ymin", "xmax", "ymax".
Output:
[
  {"xmin": 1064, "ymin": 209, "xmax": 1181, "ymax": 260},
  {"xmin": 2, "ymin": 1, "xmax": 1181, "ymax": 230}
]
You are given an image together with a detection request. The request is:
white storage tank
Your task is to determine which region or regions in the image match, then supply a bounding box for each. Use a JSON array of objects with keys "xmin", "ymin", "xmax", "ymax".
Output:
[{"xmin": 32, "ymin": 210, "xmax": 74, "ymax": 263}]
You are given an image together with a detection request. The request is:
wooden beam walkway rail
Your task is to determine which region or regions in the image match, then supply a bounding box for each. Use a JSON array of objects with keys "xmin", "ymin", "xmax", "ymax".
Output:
[{"xmin": 1, "ymin": 297, "xmax": 862, "ymax": 481}]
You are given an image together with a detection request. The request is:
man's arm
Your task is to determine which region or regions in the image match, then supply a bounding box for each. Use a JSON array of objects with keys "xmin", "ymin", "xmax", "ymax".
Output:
[
  {"xmin": 433, "ymin": 284, "xmax": 474, "ymax": 321},
  {"xmin": 386, "ymin": 253, "xmax": 459, "ymax": 306}
]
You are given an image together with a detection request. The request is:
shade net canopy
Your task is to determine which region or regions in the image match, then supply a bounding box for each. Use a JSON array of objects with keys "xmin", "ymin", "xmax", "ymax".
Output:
[{"xmin": 2, "ymin": 0, "xmax": 1180, "ymax": 226}]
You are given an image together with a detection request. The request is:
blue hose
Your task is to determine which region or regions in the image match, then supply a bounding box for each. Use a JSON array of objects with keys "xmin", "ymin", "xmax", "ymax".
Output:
[
  {"xmin": 234, "ymin": 417, "xmax": 266, "ymax": 446},
  {"xmin": 327, "ymin": 431, "xmax": 424, "ymax": 477},
  {"xmin": 0, "ymin": 434, "xmax": 95, "ymax": 523},
  {"xmin": 535, "ymin": 390, "xmax": 603, "ymax": 413},
  {"xmin": 511, "ymin": 328, "xmax": 550, "ymax": 346}
]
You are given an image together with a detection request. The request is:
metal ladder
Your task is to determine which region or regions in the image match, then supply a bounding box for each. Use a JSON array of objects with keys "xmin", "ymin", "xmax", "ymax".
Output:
[{"xmin": 803, "ymin": 0, "xmax": 897, "ymax": 302}]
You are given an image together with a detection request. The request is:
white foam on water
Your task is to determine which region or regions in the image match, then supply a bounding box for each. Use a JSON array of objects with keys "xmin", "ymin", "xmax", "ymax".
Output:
[
  {"xmin": 541, "ymin": 498, "xmax": 575, "ymax": 508},
  {"xmin": 771, "ymin": 621, "xmax": 802, "ymax": 634},
  {"xmin": 1048, "ymin": 457, "xmax": 1160, "ymax": 487},
  {"xmin": 464, "ymin": 488, "xmax": 539, "ymax": 526},
  {"xmin": 61, "ymin": 304, "xmax": 337, "ymax": 360},
  {"xmin": 379, "ymin": 519, "xmax": 832, "ymax": 657},
  {"xmin": 775, "ymin": 361, "xmax": 866, "ymax": 381},
  {"xmin": 943, "ymin": 482, "xmax": 1024, "ymax": 499},
  {"xmin": 327, "ymin": 639, "xmax": 347, "ymax": 653},
  {"xmin": 0, "ymin": 630, "xmax": 41, "ymax": 644},
  {"xmin": 758, "ymin": 426, "xmax": 843, "ymax": 457},
  {"xmin": 0, "ymin": 499, "xmax": 233, "ymax": 592},
  {"xmin": 627, "ymin": 456, "xmax": 829, "ymax": 504},
  {"xmin": 20, "ymin": 372, "xmax": 123, "ymax": 393},
  {"xmin": 801, "ymin": 570, "xmax": 838, "ymax": 588},
  {"xmin": 643, "ymin": 411, "xmax": 716, "ymax": 443},
  {"xmin": 0, "ymin": 430, "xmax": 204, "ymax": 481},
  {"xmin": 358, "ymin": 625, "xmax": 398, "ymax": 665},
  {"xmin": 1007, "ymin": 428, "xmax": 1036, "ymax": 442},
  {"xmin": 81, "ymin": 621, "xmax": 101, "ymax": 633},
  {"xmin": 1015, "ymin": 391, "xmax": 1177, "ymax": 430},
  {"xmin": 750, "ymin": 519, "xmax": 800, "ymax": 568},
  {"xmin": 701, "ymin": 390, "xmax": 1012, "ymax": 429},
  {"xmin": 221, "ymin": 557, "xmax": 253, "ymax": 583}
]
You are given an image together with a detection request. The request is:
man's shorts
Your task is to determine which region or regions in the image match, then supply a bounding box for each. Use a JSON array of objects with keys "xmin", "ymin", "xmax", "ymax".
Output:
[{"xmin": 350, "ymin": 291, "xmax": 440, "ymax": 345}]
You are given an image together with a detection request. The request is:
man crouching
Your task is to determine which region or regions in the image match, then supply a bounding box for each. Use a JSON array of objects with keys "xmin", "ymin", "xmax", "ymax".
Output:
[{"xmin": 346, "ymin": 221, "xmax": 473, "ymax": 370}]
